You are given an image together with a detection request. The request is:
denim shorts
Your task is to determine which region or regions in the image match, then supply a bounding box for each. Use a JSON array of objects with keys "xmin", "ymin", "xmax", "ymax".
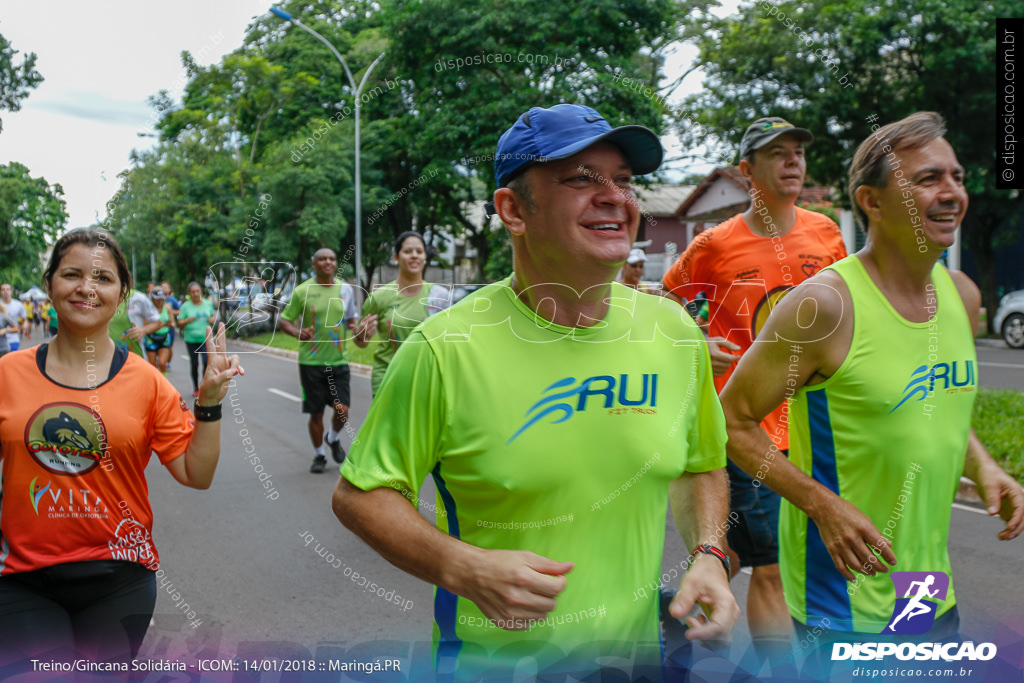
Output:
[{"xmin": 726, "ymin": 458, "xmax": 782, "ymax": 567}]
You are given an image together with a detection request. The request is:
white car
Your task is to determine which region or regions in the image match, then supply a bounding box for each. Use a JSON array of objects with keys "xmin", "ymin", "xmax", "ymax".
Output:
[{"xmin": 994, "ymin": 289, "xmax": 1024, "ymax": 349}]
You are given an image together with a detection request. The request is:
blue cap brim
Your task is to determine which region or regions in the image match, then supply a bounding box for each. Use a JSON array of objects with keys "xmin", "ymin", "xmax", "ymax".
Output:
[{"xmin": 500, "ymin": 126, "xmax": 662, "ymax": 186}]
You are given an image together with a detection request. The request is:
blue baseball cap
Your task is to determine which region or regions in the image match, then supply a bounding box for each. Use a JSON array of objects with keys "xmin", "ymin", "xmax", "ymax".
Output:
[{"xmin": 494, "ymin": 104, "xmax": 663, "ymax": 188}]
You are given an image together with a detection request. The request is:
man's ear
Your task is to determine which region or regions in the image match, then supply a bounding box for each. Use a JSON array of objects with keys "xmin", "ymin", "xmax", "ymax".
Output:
[
  {"xmin": 855, "ymin": 184, "xmax": 883, "ymax": 227},
  {"xmin": 738, "ymin": 158, "xmax": 753, "ymax": 184},
  {"xmin": 494, "ymin": 187, "xmax": 528, "ymax": 236}
]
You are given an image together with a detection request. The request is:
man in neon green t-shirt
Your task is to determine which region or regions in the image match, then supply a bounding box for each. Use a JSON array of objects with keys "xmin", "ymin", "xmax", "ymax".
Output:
[
  {"xmin": 279, "ymin": 248, "xmax": 358, "ymax": 474},
  {"xmin": 333, "ymin": 104, "xmax": 739, "ymax": 680},
  {"xmin": 720, "ymin": 112, "xmax": 1023, "ymax": 678}
]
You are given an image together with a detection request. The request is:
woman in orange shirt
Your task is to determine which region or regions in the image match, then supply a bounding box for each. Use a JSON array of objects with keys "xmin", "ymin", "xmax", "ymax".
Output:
[{"xmin": 0, "ymin": 228, "xmax": 243, "ymax": 668}]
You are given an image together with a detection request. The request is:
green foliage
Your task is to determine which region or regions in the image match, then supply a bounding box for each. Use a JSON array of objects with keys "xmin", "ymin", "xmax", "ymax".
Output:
[
  {"xmin": 0, "ymin": 162, "xmax": 67, "ymax": 288},
  {"xmin": 484, "ymin": 227, "xmax": 514, "ymax": 283},
  {"xmin": 679, "ymin": 0, "xmax": 1022, "ymax": 330},
  {"xmin": 108, "ymin": 0, "xmax": 686, "ymax": 286},
  {"xmin": 0, "ymin": 33, "xmax": 64, "ymax": 290},
  {"xmin": 0, "ymin": 32, "xmax": 43, "ymax": 134},
  {"xmin": 385, "ymin": 0, "xmax": 684, "ymax": 279},
  {"xmin": 973, "ymin": 388, "xmax": 1024, "ymax": 482},
  {"xmin": 796, "ymin": 200, "xmax": 838, "ymax": 224}
]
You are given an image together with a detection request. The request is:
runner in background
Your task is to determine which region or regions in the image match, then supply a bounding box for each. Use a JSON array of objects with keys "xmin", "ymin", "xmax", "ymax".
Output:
[
  {"xmin": 0, "ymin": 303, "xmax": 15, "ymax": 359},
  {"xmin": 109, "ymin": 290, "xmax": 164, "ymax": 357},
  {"xmin": 278, "ymin": 248, "xmax": 358, "ymax": 473},
  {"xmin": 177, "ymin": 282, "xmax": 217, "ymax": 398},
  {"xmin": 144, "ymin": 289, "xmax": 174, "ymax": 375},
  {"xmin": 40, "ymin": 300, "xmax": 52, "ymax": 338},
  {"xmin": 352, "ymin": 231, "xmax": 451, "ymax": 396},
  {"xmin": 663, "ymin": 116, "xmax": 846, "ymax": 671},
  {"xmin": 617, "ymin": 248, "xmax": 659, "ymax": 295},
  {"xmin": 161, "ymin": 282, "xmax": 181, "ymax": 370},
  {"xmin": 0, "ymin": 285, "xmax": 27, "ymax": 351}
]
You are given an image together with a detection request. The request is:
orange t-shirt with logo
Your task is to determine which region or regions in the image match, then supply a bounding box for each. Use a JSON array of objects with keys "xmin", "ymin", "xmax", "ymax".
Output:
[
  {"xmin": 663, "ymin": 207, "xmax": 846, "ymax": 449},
  {"xmin": 0, "ymin": 346, "xmax": 194, "ymax": 575}
]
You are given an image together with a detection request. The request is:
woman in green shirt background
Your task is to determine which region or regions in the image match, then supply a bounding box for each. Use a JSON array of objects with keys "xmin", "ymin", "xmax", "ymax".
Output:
[
  {"xmin": 177, "ymin": 282, "xmax": 217, "ymax": 397},
  {"xmin": 353, "ymin": 231, "xmax": 450, "ymax": 395}
]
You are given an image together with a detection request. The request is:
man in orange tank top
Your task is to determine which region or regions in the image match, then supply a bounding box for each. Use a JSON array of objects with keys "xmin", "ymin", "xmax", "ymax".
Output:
[{"xmin": 663, "ymin": 117, "xmax": 847, "ymax": 668}]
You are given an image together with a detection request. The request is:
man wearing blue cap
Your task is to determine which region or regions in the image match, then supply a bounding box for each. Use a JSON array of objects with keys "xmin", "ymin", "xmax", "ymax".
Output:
[{"xmin": 333, "ymin": 104, "xmax": 738, "ymax": 680}]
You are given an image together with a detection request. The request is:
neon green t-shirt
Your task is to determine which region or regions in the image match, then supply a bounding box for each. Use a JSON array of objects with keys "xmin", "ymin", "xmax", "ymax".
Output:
[
  {"xmin": 279, "ymin": 278, "xmax": 357, "ymax": 366},
  {"xmin": 362, "ymin": 281, "xmax": 446, "ymax": 394},
  {"xmin": 178, "ymin": 300, "xmax": 216, "ymax": 344},
  {"xmin": 342, "ymin": 277, "xmax": 727, "ymax": 679},
  {"xmin": 153, "ymin": 306, "xmax": 170, "ymax": 336},
  {"xmin": 783, "ymin": 257, "xmax": 976, "ymax": 633}
]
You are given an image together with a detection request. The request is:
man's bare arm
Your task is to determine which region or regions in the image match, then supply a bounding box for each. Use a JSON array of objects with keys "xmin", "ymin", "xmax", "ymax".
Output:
[
  {"xmin": 667, "ymin": 469, "xmax": 740, "ymax": 639},
  {"xmin": 720, "ymin": 271, "xmax": 897, "ymax": 580}
]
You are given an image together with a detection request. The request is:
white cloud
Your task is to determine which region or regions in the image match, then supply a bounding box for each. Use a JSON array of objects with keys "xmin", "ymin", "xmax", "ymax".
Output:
[{"xmin": 0, "ymin": 1, "xmax": 263, "ymax": 227}]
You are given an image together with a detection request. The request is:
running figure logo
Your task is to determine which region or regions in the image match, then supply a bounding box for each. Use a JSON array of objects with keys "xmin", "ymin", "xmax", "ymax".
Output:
[{"xmin": 886, "ymin": 572, "xmax": 949, "ymax": 634}]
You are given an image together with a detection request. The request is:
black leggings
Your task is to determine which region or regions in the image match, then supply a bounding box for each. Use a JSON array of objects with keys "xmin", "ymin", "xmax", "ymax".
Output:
[
  {"xmin": 186, "ymin": 341, "xmax": 209, "ymax": 391},
  {"xmin": 0, "ymin": 560, "xmax": 156, "ymax": 671}
]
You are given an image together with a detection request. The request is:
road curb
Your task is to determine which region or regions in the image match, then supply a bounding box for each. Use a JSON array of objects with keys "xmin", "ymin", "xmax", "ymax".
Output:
[
  {"xmin": 956, "ymin": 477, "xmax": 982, "ymax": 506},
  {"xmin": 227, "ymin": 339, "xmax": 373, "ymax": 373}
]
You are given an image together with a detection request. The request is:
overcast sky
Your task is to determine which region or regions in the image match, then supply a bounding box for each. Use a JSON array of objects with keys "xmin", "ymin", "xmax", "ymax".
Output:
[{"xmin": 1, "ymin": 2, "xmax": 723, "ymax": 231}]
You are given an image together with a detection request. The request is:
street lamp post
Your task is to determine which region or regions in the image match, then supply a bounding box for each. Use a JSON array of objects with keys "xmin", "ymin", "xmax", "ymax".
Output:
[{"xmin": 270, "ymin": 6, "xmax": 384, "ymax": 299}]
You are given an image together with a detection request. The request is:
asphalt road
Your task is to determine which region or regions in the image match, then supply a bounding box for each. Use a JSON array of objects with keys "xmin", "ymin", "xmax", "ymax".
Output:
[
  {"xmin": 129, "ymin": 337, "xmax": 1023, "ymax": 674},
  {"xmin": 976, "ymin": 339, "xmax": 1024, "ymax": 390}
]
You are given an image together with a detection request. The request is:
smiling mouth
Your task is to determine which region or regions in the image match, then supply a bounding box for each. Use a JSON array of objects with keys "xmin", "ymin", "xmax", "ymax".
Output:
[
  {"xmin": 71, "ymin": 301, "xmax": 98, "ymax": 309},
  {"xmin": 584, "ymin": 223, "xmax": 623, "ymax": 232},
  {"xmin": 927, "ymin": 211, "xmax": 960, "ymax": 226}
]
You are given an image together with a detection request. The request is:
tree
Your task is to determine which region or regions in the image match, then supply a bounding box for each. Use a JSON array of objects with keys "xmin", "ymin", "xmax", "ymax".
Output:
[
  {"xmin": 0, "ymin": 32, "xmax": 43, "ymax": 134},
  {"xmin": 109, "ymin": 0, "xmax": 691, "ymax": 291},
  {"xmin": 385, "ymin": 0, "xmax": 687, "ymax": 280},
  {"xmin": 0, "ymin": 162, "xmax": 67, "ymax": 288},
  {"xmin": 0, "ymin": 33, "xmax": 65, "ymax": 289},
  {"xmin": 679, "ymin": 0, "xmax": 1021, "ymax": 331}
]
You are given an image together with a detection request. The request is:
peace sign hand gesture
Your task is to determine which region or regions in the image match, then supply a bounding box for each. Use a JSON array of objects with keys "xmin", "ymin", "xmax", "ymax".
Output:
[{"xmin": 198, "ymin": 323, "xmax": 244, "ymax": 405}]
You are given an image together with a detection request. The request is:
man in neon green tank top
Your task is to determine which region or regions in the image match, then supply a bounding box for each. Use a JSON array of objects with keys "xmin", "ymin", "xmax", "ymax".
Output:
[
  {"xmin": 720, "ymin": 112, "xmax": 1023, "ymax": 677},
  {"xmin": 332, "ymin": 104, "xmax": 739, "ymax": 680}
]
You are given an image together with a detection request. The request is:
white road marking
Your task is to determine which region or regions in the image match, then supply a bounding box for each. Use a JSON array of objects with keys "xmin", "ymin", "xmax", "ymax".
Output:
[
  {"xmin": 952, "ymin": 502, "xmax": 986, "ymax": 515},
  {"xmin": 977, "ymin": 361, "xmax": 1024, "ymax": 369},
  {"xmin": 268, "ymin": 388, "xmax": 301, "ymax": 402}
]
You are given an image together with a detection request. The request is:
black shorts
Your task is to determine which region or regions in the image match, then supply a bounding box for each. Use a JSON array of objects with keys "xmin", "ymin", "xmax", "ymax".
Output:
[{"xmin": 299, "ymin": 364, "xmax": 351, "ymax": 414}]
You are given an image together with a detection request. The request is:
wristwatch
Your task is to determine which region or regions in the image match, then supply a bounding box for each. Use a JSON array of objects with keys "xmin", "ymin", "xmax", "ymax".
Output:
[{"xmin": 692, "ymin": 543, "xmax": 731, "ymax": 578}]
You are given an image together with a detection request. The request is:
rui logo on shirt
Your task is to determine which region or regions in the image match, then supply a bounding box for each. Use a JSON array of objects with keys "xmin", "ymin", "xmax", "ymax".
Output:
[
  {"xmin": 508, "ymin": 374, "xmax": 658, "ymax": 443},
  {"xmin": 889, "ymin": 360, "xmax": 976, "ymax": 413}
]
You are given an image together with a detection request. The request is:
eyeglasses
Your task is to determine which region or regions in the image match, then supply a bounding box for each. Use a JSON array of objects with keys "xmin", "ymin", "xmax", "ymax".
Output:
[{"xmin": 627, "ymin": 262, "xmax": 645, "ymax": 267}]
